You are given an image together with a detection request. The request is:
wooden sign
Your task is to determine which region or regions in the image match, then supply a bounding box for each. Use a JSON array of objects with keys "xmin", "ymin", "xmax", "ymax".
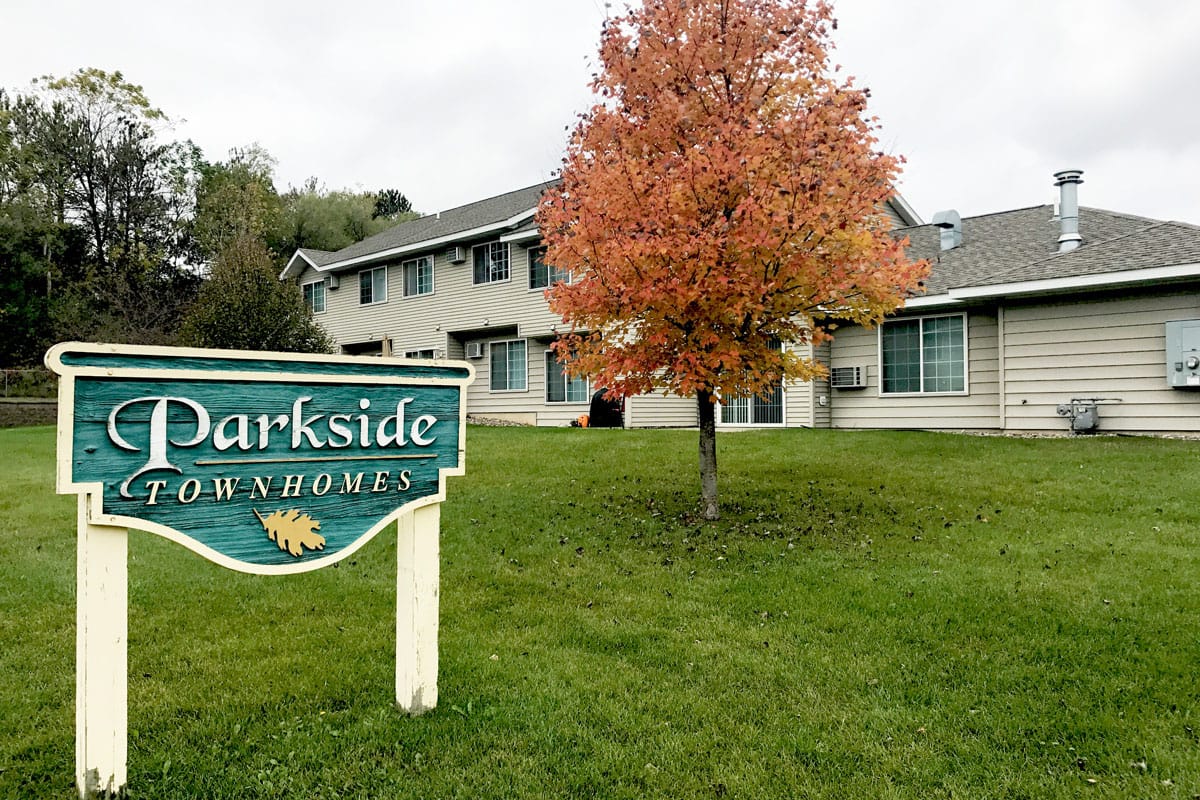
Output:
[{"xmin": 47, "ymin": 343, "xmax": 474, "ymax": 799}]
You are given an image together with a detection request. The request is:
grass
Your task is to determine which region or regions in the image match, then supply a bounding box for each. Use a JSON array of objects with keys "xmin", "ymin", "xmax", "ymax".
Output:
[{"xmin": 1, "ymin": 424, "xmax": 1198, "ymax": 799}]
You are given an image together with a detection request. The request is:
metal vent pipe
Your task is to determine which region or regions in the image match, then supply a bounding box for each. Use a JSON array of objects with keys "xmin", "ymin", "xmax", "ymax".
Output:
[{"xmin": 1054, "ymin": 169, "xmax": 1084, "ymax": 252}]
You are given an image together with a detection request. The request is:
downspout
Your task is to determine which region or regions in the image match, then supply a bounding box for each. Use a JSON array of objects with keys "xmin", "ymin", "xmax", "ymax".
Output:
[{"xmin": 997, "ymin": 305, "xmax": 1006, "ymax": 430}]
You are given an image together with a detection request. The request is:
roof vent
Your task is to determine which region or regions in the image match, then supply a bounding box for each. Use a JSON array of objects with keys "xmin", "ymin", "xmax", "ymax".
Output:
[
  {"xmin": 931, "ymin": 209, "xmax": 962, "ymax": 251},
  {"xmin": 1054, "ymin": 169, "xmax": 1084, "ymax": 253}
]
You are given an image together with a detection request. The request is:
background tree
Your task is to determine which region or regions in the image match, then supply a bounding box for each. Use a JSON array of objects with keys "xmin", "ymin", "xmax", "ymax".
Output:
[
  {"xmin": 0, "ymin": 202, "xmax": 85, "ymax": 364},
  {"xmin": 1, "ymin": 69, "xmax": 202, "ymax": 344},
  {"xmin": 372, "ymin": 188, "xmax": 413, "ymax": 220},
  {"xmin": 538, "ymin": 0, "xmax": 928, "ymax": 520},
  {"xmin": 179, "ymin": 233, "xmax": 333, "ymax": 353},
  {"xmin": 0, "ymin": 69, "xmax": 417, "ymax": 360},
  {"xmin": 26, "ymin": 70, "xmax": 188, "ymax": 272},
  {"xmin": 186, "ymin": 150, "xmax": 417, "ymax": 354},
  {"xmin": 274, "ymin": 180, "xmax": 415, "ymax": 257},
  {"xmin": 0, "ymin": 90, "xmax": 25, "ymax": 206},
  {"xmin": 193, "ymin": 144, "xmax": 282, "ymax": 261}
]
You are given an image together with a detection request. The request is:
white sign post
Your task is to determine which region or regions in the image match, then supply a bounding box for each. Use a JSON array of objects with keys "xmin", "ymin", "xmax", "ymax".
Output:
[
  {"xmin": 396, "ymin": 502, "xmax": 441, "ymax": 712},
  {"xmin": 75, "ymin": 498, "xmax": 128, "ymax": 798}
]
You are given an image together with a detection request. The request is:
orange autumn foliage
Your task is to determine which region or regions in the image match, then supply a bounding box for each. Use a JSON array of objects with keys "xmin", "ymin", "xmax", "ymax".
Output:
[{"xmin": 537, "ymin": 0, "xmax": 929, "ymax": 403}]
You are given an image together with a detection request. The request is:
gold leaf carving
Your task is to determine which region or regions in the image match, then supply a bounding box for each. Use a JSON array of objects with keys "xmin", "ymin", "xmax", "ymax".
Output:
[{"xmin": 252, "ymin": 509, "xmax": 326, "ymax": 558}]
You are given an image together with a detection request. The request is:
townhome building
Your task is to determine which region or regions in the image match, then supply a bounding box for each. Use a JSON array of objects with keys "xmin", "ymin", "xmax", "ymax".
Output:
[
  {"xmin": 282, "ymin": 181, "xmax": 919, "ymax": 428},
  {"xmin": 283, "ymin": 171, "xmax": 1200, "ymax": 434},
  {"xmin": 826, "ymin": 170, "xmax": 1200, "ymax": 434}
]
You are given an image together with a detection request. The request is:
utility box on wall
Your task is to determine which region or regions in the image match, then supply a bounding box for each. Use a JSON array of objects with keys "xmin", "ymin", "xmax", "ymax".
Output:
[{"xmin": 1165, "ymin": 320, "xmax": 1200, "ymax": 388}]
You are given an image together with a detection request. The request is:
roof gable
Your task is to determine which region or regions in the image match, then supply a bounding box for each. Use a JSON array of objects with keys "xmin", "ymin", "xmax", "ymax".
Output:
[{"xmin": 281, "ymin": 182, "xmax": 555, "ymax": 279}]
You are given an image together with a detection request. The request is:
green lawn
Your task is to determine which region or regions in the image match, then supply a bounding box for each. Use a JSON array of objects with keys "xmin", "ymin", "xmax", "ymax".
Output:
[{"xmin": 2, "ymin": 425, "xmax": 1198, "ymax": 799}]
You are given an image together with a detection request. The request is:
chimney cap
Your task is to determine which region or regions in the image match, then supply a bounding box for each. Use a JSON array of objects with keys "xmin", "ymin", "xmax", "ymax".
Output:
[
  {"xmin": 931, "ymin": 209, "xmax": 962, "ymax": 251},
  {"xmin": 931, "ymin": 209, "xmax": 961, "ymax": 229},
  {"xmin": 1054, "ymin": 169, "xmax": 1084, "ymax": 186}
]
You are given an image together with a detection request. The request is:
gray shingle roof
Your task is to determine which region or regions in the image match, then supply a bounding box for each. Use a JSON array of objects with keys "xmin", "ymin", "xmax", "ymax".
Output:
[
  {"xmin": 897, "ymin": 205, "xmax": 1200, "ymax": 295},
  {"xmin": 297, "ymin": 248, "xmax": 339, "ymax": 267},
  {"xmin": 979, "ymin": 218, "xmax": 1200, "ymax": 286},
  {"xmin": 319, "ymin": 181, "xmax": 555, "ymax": 268},
  {"xmin": 296, "ymin": 179, "xmax": 1200, "ymax": 297}
]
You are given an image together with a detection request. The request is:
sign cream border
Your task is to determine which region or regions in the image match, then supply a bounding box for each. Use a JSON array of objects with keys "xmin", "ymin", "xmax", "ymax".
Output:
[{"xmin": 47, "ymin": 341, "xmax": 475, "ymax": 576}]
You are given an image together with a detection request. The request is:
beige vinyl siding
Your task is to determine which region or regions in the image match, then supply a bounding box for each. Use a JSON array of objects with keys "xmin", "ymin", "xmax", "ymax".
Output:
[
  {"xmin": 812, "ymin": 340, "xmax": 832, "ymax": 428},
  {"xmin": 881, "ymin": 202, "xmax": 906, "ymax": 230},
  {"xmin": 462, "ymin": 336, "xmax": 590, "ymax": 426},
  {"xmin": 300, "ymin": 245, "xmax": 579, "ymax": 424},
  {"xmin": 1002, "ymin": 290, "xmax": 1200, "ymax": 432},
  {"xmin": 307, "ymin": 244, "xmax": 563, "ymax": 355},
  {"xmin": 629, "ymin": 382, "xmax": 813, "ymax": 429},
  {"xmin": 627, "ymin": 393, "xmax": 698, "ymax": 428},
  {"xmin": 829, "ymin": 311, "xmax": 1002, "ymax": 429},
  {"xmin": 783, "ymin": 340, "xmax": 817, "ymax": 427},
  {"xmin": 782, "ymin": 378, "xmax": 814, "ymax": 427}
]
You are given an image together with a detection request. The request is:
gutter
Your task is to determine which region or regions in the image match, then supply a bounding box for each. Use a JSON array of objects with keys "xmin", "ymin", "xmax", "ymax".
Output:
[
  {"xmin": 948, "ymin": 262, "xmax": 1200, "ymax": 301},
  {"xmin": 897, "ymin": 262, "xmax": 1200, "ymax": 310}
]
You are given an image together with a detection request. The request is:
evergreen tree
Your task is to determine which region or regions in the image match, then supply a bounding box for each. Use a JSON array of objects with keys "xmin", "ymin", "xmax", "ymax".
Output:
[{"xmin": 179, "ymin": 234, "xmax": 333, "ymax": 353}]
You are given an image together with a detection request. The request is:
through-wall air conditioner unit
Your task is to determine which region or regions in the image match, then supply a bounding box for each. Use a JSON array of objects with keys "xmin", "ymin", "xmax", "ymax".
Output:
[
  {"xmin": 446, "ymin": 245, "xmax": 467, "ymax": 264},
  {"xmin": 829, "ymin": 366, "xmax": 866, "ymax": 389},
  {"xmin": 327, "ymin": 273, "xmax": 340, "ymax": 290},
  {"xmin": 464, "ymin": 342, "xmax": 484, "ymax": 359}
]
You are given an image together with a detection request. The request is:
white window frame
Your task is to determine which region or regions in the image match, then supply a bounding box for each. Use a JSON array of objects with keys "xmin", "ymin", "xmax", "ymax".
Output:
[
  {"xmin": 402, "ymin": 255, "xmax": 434, "ymax": 298},
  {"xmin": 302, "ymin": 278, "xmax": 326, "ymax": 314},
  {"xmin": 358, "ymin": 265, "xmax": 388, "ymax": 305},
  {"xmin": 877, "ymin": 312, "xmax": 970, "ymax": 396},
  {"xmin": 528, "ymin": 246, "xmax": 570, "ymax": 292},
  {"xmin": 544, "ymin": 349, "xmax": 589, "ymax": 403},
  {"xmin": 473, "ymin": 241, "xmax": 511, "ymax": 285},
  {"xmin": 404, "ymin": 348, "xmax": 437, "ymax": 360},
  {"xmin": 717, "ymin": 387, "xmax": 787, "ymax": 427},
  {"xmin": 716, "ymin": 339, "xmax": 786, "ymax": 427},
  {"xmin": 489, "ymin": 339, "xmax": 528, "ymax": 393}
]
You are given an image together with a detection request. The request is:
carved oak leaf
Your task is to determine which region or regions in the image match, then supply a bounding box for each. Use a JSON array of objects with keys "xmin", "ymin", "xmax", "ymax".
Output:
[{"xmin": 252, "ymin": 509, "xmax": 326, "ymax": 557}]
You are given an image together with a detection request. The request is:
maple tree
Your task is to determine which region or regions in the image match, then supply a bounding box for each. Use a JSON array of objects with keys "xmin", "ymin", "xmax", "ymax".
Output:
[{"xmin": 537, "ymin": 0, "xmax": 928, "ymax": 520}]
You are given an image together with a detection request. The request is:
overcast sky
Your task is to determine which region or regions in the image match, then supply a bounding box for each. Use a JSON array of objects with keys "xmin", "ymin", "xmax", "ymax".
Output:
[{"xmin": 4, "ymin": 1, "xmax": 1199, "ymax": 225}]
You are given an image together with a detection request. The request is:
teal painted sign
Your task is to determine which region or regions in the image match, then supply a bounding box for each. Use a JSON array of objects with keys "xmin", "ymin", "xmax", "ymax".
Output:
[{"xmin": 48, "ymin": 343, "xmax": 474, "ymax": 574}]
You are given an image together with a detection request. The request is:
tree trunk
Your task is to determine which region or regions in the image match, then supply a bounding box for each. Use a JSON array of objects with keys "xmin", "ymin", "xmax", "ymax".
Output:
[{"xmin": 697, "ymin": 389, "xmax": 719, "ymax": 520}]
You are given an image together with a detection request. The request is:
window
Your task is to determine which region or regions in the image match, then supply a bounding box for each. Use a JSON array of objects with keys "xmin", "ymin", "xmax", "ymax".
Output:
[
  {"xmin": 545, "ymin": 350, "xmax": 588, "ymax": 403},
  {"xmin": 880, "ymin": 314, "xmax": 966, "ymax": 394},
  {"xmin": 402, "ymin": 256, "xmax": 433, "ymax": 297},
  {"xmin": 302, "ymin": 279, "xmax": 326, "ymax": 314},
  {"xmin": 473, "ymin": 242, "xmax": 510, "ymax": 285},
  {"xmin": 405, "ymin": 349, "xmax": 436, "ymax": 359},
  {"xmin": 359, "ymin": 266, "xmax": 387, "ymax": 305},
  {"xmin": 529, "ymin": 247, "xmax": 569, "ymax": 290},
  {"xmin": 720, "ymin": 338, "xmax": 784, "ymax": 425},
  {"xmin": 720, "ymin": 387, "xmax": 784, "ymax": 425},
  {"xmin": 490, "ymin": 340, "xmax": 527, "ymax": 391}
]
